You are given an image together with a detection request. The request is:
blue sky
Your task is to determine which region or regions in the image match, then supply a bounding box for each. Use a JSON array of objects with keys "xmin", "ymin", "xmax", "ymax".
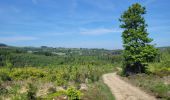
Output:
[{"xmin": 0, "ymin": 0, "xmax": 170, "ymax": 49}]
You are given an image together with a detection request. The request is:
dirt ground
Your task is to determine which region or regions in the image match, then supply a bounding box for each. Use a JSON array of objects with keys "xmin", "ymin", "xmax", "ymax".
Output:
[{"xmin": 103, "ymin": 73, "xmax": 156, "ymax": 100}]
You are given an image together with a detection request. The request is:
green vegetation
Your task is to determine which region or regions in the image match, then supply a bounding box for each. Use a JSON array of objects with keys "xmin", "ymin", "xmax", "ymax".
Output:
[
  {"xmin": 0, "ymin": 65, "xmax": 116, "ymax": 99},
  {"xmin": 125, "ymin": 74, "xmax": 170, "ymax": 99},
  {"xmin": 123, "ymin": 47, "xmax": 170, "ymax": 99},
  {"xmin": 118, "ymin": 4, "xmax": 169, "ymax": 99},
  {"xmin": 44, "ymin": 87, "xmax": 82, "ymax": 99},
  {"xmin": 27, "ymin": 83, "xmax": 37, "ymax": 100},
  {"xmin": 0, "ymin": 3, "xmax": 169, "ymax": 100},
  {"xmin": 0, "ymin": 44, "xmax": 169, "ymax": 99},
  {"xmin": 120, "ymin": 3, "xmax": 158, "ymax": 75},
  {"xmin": 0, "ymin": 46, "xmax": 122, "ymax": 67},
  {"xmin": 83, "ymin": 80, "xmax": 115, "ymax": 100},
  {"xmin": 67, "ymin": 87, "xmax": 82, "ymax": 100},
  {"xmin": 148, "ymin": 47, "xmax": 170, "ymax": 77},
  {"xmin": 0, "ymin": 45, "xmax": 119, "ymax": 99}
]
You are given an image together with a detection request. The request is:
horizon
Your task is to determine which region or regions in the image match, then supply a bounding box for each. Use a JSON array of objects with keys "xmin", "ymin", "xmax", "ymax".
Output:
[
  {"xmin": 1, "ymin": 43, "xmax": 170, "ymax": 51},
  {"xmin": 0, "ymin": 0, "xmax": 170, "ymax": 49}
]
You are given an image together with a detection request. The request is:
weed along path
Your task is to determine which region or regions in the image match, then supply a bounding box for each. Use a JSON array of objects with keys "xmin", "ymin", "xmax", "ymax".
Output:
[{"xmin": 103, "ymin": 73, "xmax": 156, "ymax": 100}]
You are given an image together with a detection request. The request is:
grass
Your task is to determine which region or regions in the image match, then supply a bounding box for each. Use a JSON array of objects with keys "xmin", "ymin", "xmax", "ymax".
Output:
[
  {"xmin": 119, "ymin": 52, "xmax": 170, "ymax": 100},
  {"xmin": 124, "ymin": 74, "xmax": 170, "ymax": 100},
  {"xmin": 83, "ymin": 80, "xmax": 115, "ymax": 100},
  {"xmin": 148, "ymin": 62, "xmax": 170, "ymax": 77},
  {"xmin": 0, "ymin": 65, "xmax": 116, "ymax": 99}
]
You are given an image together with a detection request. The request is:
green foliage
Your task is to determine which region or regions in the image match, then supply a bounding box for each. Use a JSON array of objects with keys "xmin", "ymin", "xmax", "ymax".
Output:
[
  {"xmin": 12, "ymin": 93, "xmax": 28, "ymax": 100},
  {"xmin": 66, "ymin": 87, "xmax": 82, "ymax": 100},
  {"xmin": 27, "ymin": 83, "xmax": 37, "ymax": 100},
  {"xmin": 10, "ymin": 67, "xmax": 46, "ymax": 80},
  {"xmin": 44, "ymin": 87, "xmax": 82, "ymax": 99},
  {"xmin": 83, "ymin": 81, "xmax": 115, "ymax": 100},
  {"xmin": 0, "ymin": 64, "xmax": 116, "ymax": 99},
  {"xmin": 150, "ymin": 82, "xmax": 170, "ymax": 99},
  {"xmin": 148, "ymin": 62, "xmax": 170, "ymax": 77},
  {"xmin": 119, "ymin": 3, "xmax": 158, "ymax": 75},
  {"xmin": 0, "ymin": 84, "xmax": 28, "ymax": 100},
  {"xmin": 45, "ymin": 90, "xmax": 67, "ymax": 99},
  {"xmin": 0, "ymin": 64, "xmax": 115, "ymax": 86},
  {"xmin": 127, "ymin": 74, "xmax": 170, "ymax": 99},
  {"xmin": 6, "ymin": 60, "xmax": 12, "ymax": 70},
  {"xmin": 0, "ymin": 46, "xmax": 122, "ymax": 67},
  {"xmin": 0, "ymin": 46, "xmax": 119, "ymax": 99},
  {"xmin": 147, "ymin": 47, "xmax": 170, "ymax": 76},
  {"xmin": 8, "ymin": 84, "xmax": 21, "ymax": 96},
  {"xmin": 0, "ymin": 72, "xmax": 11, "ymax": 82},
  {"xmin": 0, "ymin": 87, "xmax": 8, "ymax": 95}
]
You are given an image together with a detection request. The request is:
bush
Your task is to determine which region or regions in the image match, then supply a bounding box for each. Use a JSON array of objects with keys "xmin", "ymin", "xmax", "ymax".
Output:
[
  {"xmin": 148, "ymin": 62, "xmax": 170, "ymax": 77},
  {"xmin": 27, "ymin": 83, "xmax": 37, "ymax": 100},
  {"xmin": 0, "ymin": 64, "xmax": 116, "ymax": 99},
  {"xmin": 45, "ymin": 90, "xmax": 67, "ymax": 99},
  {"xmin": 126, "ymin": 74, "xmax": 170, "ymax": 99},
  {"xmin": 83, "ymin": 81, "xmax": 115, "ymax": 100},
  {"xmin": 45, "ymin": 87, "xmax": 82, "ymax": 99},
  {"xmin": 150, "ymin": 82, "xmax": 170, "ymax": 99},
  {"xmin": 66, "ymin": 87, "xmax": 82, "ymax": 100},
  {"xmin": 10, "ymin": 68, "xmax": 46, "ymax": 80},
  {"xmin": 0, "ymin": 87, "xmax": 8, "ymax": 95},
  {"xmin": 0, "ymin": 72, "xmax": 11, "ymax": 82}
]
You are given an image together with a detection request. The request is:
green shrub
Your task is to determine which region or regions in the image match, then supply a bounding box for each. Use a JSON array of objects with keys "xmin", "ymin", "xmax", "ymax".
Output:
[
  {"xmin": 66, "ymin": 87, "xmax": 82, "ymax": 100},
  {"xmin": 0, "ymin": 87, "xmax": 8, "ymax": 95},
  {"xmin": 148, "ymin": 62, "xmax": 170, "ymax": 77},
  {"xmin": 48, "ymin": 87, "xmax": 56, "ymax": 94},
  {"xmin": 0, "ymin": 64, "xmax": 116, "ymax": 99},
  {"xmin": 151, "ymin": 82, "xmax": 170, "ymax": 99},
  {"xmin": 10, "ymin": 68, "xmax": 46, "ymax": 80},
  {"xmin": 12, "ymin": 93, "xmax": 28, "ymax": 100},
  {"xmin": 8, "ymin": 84, "xmax": 21, "ymax": 95},
  {"xmin": 27, "ymin": 83, "xmax": 37, "ymax": 100},
  {"xmin": 0, "ymin": 72, "xmax": 11, "ymax": 82},
  {"xmin": 127, "ymin": 74, "xmax": 170, "ymax": 99},
  {"xmin": 83, "ymin": 81, "xmax": 115, "ymax": 100},
  {"xmin": 45, "ymin": 90, "xmax": 67, "ymax": 99}
]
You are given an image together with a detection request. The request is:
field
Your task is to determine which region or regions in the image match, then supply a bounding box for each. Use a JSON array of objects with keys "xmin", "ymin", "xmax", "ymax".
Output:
[{"xmin": 0, "ymin": 45, "xmax": 119, "ymax": 99}]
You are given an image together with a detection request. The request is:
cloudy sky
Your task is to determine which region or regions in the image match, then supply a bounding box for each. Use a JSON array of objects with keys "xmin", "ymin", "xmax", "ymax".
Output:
[{"xmin": 0, "ymin": 0, "xmax": 170, "ymax": 49}]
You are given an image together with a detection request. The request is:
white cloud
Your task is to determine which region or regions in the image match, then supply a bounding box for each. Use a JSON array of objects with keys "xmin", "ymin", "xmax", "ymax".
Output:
[
  {"xmin": 0, "ymin": 36, "xmax": 38, "ymax": 42},
  {"xmin": 80, "ymin": 28, "xmax": 122, "ymax": 35}
]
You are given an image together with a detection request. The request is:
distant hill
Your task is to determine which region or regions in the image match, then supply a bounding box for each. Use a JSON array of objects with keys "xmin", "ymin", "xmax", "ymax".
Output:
[
  {"xmin": 0, "ymin": 43, "xmax": 8, "ymax": 47},
  {"xmin": 158, "ymin": 46, "xmax": 170, "ymax": 49}
]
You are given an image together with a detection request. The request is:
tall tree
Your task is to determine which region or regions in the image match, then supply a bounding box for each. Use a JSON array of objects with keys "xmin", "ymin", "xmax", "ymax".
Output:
[{"xmin": 119, "ymin": 3, "xmax": 158, "ymax": 75}]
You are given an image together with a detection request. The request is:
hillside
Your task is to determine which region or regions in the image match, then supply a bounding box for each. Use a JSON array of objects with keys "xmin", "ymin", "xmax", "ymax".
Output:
[
  {"xmin": 0, "ymin": 45, "xmax": 170, "ymax": 99},
  {"xmin": 0, "ymin": 45, "xmax": 120, "ymax": 99}
]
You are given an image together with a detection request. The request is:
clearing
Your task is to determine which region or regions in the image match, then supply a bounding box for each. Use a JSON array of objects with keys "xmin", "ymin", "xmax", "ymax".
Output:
[{"xmin": 103, "ymin": 73, "xmax": 156, "ymax": 100}]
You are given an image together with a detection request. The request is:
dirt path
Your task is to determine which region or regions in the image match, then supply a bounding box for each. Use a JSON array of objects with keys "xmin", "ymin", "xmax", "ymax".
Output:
[{"xmin": 103, "ymin": 73, "xmax": 156, "ymax": 100}]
